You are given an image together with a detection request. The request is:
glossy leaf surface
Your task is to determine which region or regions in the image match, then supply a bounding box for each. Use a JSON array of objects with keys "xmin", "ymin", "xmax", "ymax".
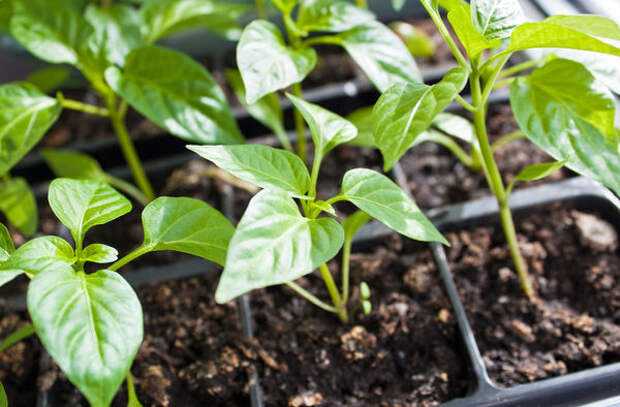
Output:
[
  {"xmin": 237, "ymin": 20, "xmax": 317, "ymax": 104},
  {"xmin": 470, "ymin": 0, "xmax": 524, "ymax": 41},
  {"xmin": 342, "ymin": 169, "xmax": 447, "ymax": 244},
  {"xmin": 297, "ymin": 0, "xmax": 374, "ymax": 33},
  {"xmin": 188, "ymin": 144, "xmax": 310, "ymax": 198},
  {"xmin": 216, "ymin": 190, "xmax": 344, "ymax": 303},
  {"xmin": 141, "ymin": 197, "xmax": 235, "ymax": 266},
  {"xmin": 448, "ymin": 4, "xmax": 500, "ymax": 57},
  {"xmin": 81, "ymin": 243, "xmax": 118, "ymax": 264},
  {"xmin": 42, "ymin": 149, "xmax": 107, "ymax": 181},
  {"xmin": 28, "ymin": 268, "xmax": 142, "ymax": 407},
  {"xmin": 106, "ymin": 46, "xmax": 242, "ymax": 144},
  {"xmin": 0, "ymin": 223, "xmax": 14, "ymax": 262}
]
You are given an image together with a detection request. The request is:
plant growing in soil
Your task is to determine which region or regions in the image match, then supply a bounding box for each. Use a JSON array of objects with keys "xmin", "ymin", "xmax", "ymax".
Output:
[
  {"xmin": 0, "ymin": 178, "xmax": 235, "ymax": 406},
  {"xmin": 234, "ymin": 0, "xmax": 422, "ymax": 162},
  {"xmin": 369, "ymin": 0, "xmax": 620, "ymax": 298},
  {"xmin": 2, "ymin": 0, "xmax": 247, "ymax": 206},
  {"xmin": 189, "ymin": 95, "xmax": 447, "ymax": 323}
]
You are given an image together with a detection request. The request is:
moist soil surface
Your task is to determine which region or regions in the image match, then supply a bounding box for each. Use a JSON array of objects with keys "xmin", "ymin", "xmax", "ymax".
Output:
[{"xmin": 446, "ymin": 203, "xmax": 620, "ymax": 386}]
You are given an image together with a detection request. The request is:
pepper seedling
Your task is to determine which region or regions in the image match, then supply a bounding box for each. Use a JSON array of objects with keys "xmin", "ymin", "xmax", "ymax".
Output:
[
  {"xmin": 3, "ymin": 0, "xmax": 247, "ymax": 204},
  {"xmin": 234, "ymin": 0, "xmax": 422, "ymax": 162},
  {"xmin": 0, "ymin": 178, "xmax": 235, "ymax": 406},
  {"xmin": 189, "ymin": 95, "xmax": 447, "ymax": 323},
  {"xmin": 367, "ymin": 0, "xmax": 620, "ymax": 299}
]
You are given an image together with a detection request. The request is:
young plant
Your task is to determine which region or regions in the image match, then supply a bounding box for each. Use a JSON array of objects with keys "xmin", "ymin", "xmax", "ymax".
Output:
[
  {"xmin": 0, "ymin": 178, "xmax": 235, "ymax": 406},
  {"xmin": 368, "ymin": 0, "xmax": 620, "ymax": 298},
  {"xmin": 3, "ymin": 0, "xmax": 247, "ymax": 204},
  {"xmin": 234, "ymin": 0, "xmax": 422, "ymax": 162},
  {"xmin": 189, "ymin": 95, "xmax": 447, "ymax": 323}
]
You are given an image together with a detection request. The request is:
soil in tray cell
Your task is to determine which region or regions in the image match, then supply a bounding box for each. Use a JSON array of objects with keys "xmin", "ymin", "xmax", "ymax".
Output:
[
  {"xmin": 446, "ymin": 203, "xmax": 620, "ymax": 386},
  {"xmin": 249, "ymin": 236, "xmax": 469, "ymax": 407}
]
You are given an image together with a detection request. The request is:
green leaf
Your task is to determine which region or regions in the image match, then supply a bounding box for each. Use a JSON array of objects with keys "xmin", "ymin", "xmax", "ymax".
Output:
[
  {"xmin": 511, "ymin": 60, "xmax": 620, "ymax": 196},
  {"xmin": 0, "ymin": 223, "xmax": 13, "ymax": 262},
  {"xmin": 390, "ymin": 21, "xmax": 436, "ymax": 57},
  {"xmin": 346, "ymin": 107, "xmax": 375, "ymax": 147},
  {"xmin": 337, "ymin": 21, "xmax": 422, "ymax": 92},
  {"xmin": 506, "ymin": 160, "xmax": 566, "ymax": 196},
  {"xmin": 41, "ymin": 149, "xmax": 107, "ymax": 181},
  {"xmin": 392, "ymin": 0, "xmax": 406, "ymax": 11},
  {"xmin": 373, "ymin": 66, "xmax": 469, "ymax": 170},
  {"xmin": 0, "ymin": 236, "xmax": 75, "ymax": 285},
  {"xmin": 432, "ymin": 112, "xmax": 475, "ymax": 144},
  {"xmin": 188, "ymin": 144, "xmax": 311, "ymax": 198},
  {"xmin": 81, "ymin": 243, "xmax": 118, "ymax": 264},
  {"xmin": 341, "ymin": 169, "xmax": 447, "ymax": 244},
  {"xmin": 141, "ymin": 197, "xmax": 235, "ymax": 266},
  {"xmin": 26, "ymin": 67, "xmax": 71, "ymax": 94},
  {"xmin": 237, "ymin": 20, "xmax": 317, "ymax": 104},
  {"xmin": 286, "ymin": 94, "xmax": 357, "ymax": 160},
  {"xmin": 215, "ymin": 190, "xmax": 344, "ymax": 303},
  {"xmin": 48, "ymin": 178, "xmax": 132, "ymax": 246},
  {"xmin": 342, "ymin": 210, "xmax": 371, "ymax": 241},
  {"xmin": 0, "ymin": 381, "xmax": 6, "ymax": 407},
  {"xmin": 0, "ymin": 0, "xmax": 11, "ymax": 34},
  {"xmin": 105, "ymin": 46, "xmax": 243, "ymax": 145},
  {"xmin": 0, "ymin": 83, "xmax": 62, "ymax": 176},
  {"xmin": 140, "ymin": 0, "xmax": 249, "ymax": 44},
  {"xmin": 470, "ymin": 0, "xmax": 524, "ymax": 41},
  {"xmin": 506, "ymin": 15, "xmax": 620, "ymax": 57},
  {"xmin": 225, "ymin": 70, "xmax": 289, "ymax": 149},
  {"xmin": 85, "ymin": 4, "xmax": 143, "ymax": 67},
  {"xmin": 0, "ymin": 178, "xmax": 38, "ymax": 237},
  {"xmin": 297, "ymin": 0, "xmax": 375, "ymax": 33},
  {"xmin": 447, "ymin": 4, "xmax": 500, "ymax": 57},
  {"xmin": 10, "ymin": 0, "xmax": 93, "ymax": 65},
  {"xmin": 547, "ymin": 49, "xmax": 620, "ymax": 95},
  {"xmin": 28, "ymin": 268, "xmax": 143, "ymax": 407}
]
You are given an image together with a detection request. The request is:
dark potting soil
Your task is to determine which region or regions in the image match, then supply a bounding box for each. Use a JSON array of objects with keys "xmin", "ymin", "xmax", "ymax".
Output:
[
  {"xmin": 401, "ymin": 103, "xmax": 571, "ymax": 209},
  {"xmin": 249, "ymin": 237, "xmax": 468, "ymax": 407},
  {"xmin": 0, "ymin": 306, "xmax": 41, "ymax": 407},
  {"xmin": 446, "ymin": 203, "xmax": 620, "ymax": 386}
]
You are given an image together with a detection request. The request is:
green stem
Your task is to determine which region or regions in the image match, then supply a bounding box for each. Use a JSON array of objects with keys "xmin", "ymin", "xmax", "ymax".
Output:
[
  {"xmin": 309, "ymin": 148, "xmax": 321, "ymax": 198},
  {"xmin": 421, "ymin": 3, "xmax": 469, "ymax": 70},
  {"xmin": 301, "ymin": 35, "xmax": 343, "ymax": 48},
  {"xmin": 470, "ymin": 66, "xmax": 533, "ymax": 300},
  {"xmin": 498, "ymin": 58, "xmax": 546, "ymax": 78},
  {"xmin": 59, "ymin": 96, "xmax": 109, "ymax": 117},
  {"xmin": 482, "ymin": 54, "xmax": 511, "ymax": 102},
  {"xmin": 0, "ymin": 324, "xmax": 35, "ymax": 353},
  {"xmin": 324, "ymin": 193, "xmax": 347, "ymax": 206},
  {"xmin": 126, "ymin": 373, "xmax": 142, "ymax": 406},
  {"xmin": 104, "ymin": 175, "xmax": 149, "ymax": 207},
  {"xmin": 455, "ymin": 95, "xmax": 476, "ymax": 112},
  {"xmin": 491, "ymin": 130, "xmax": 524, "ymax": 153},
  {"xmin": 319, "ymin": 264, "xmax": 348, "ymax": 323},
  {"xmin": 104, "ymin": 95, "xmax": 155, "ymax": 202},
  {"xmin": 291, "ymin": 83, "xmax": 307, "ymax": 164},
  {"xmin": 341, "ymin": 236, "xmax": 352, "ymax": 304},
  {"xmin": 286, "ymin": 281, "xmax": 338, "ymax": 313},
  {"xmin": 109, "ymin": 245, "xmax": 151, "ymax": 271},
  {"xmin": 493, "ymin": 77, "xmax": 516, "ymax": 90},
  {"xmin": 416, "ymin": 131, "xmax": 476, "ymax": 170}
]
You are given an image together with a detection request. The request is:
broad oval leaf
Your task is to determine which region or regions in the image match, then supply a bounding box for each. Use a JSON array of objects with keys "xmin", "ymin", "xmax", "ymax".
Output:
[
  {"xmin": 0, "ymin": 83, "xmax": 61, "ymax": 176},
  {"xmin": 188, "ymin": 145, "xmax": 311, "ymax": 198},
  {"xmin": 511, "ymin": 61, "xmax": 620, "ymax": 196},
  {"xmin": 341, "ymin": 169, "xmax": 447, "ymax": 244},
  {"xmin": 337, "ymin": 21, "xmax": 422, "ymax": 92},
  {"xmin": 513, "ymin": 161, "xmax": 566, "ymax": 182},
  {"xmin": 432, "ymin": 112, "xmax": 475, "ymax": 144},
  {"xmin": 448, "ymin": 4, "xmax": 500, "ymax": 57},
  {"xmin": 506, "ymin": 15, "xmax": 620, "ymax": 57},
  {"xmin": 28, "ymin": 268, "xmax": 143, "ymax": 407},
  {"xmin": 81, "ymin": 243, "xmax": 118, "ymax": 264},
  {"xmin": 0, "ymin": 223, "xmax": 14, "ymax": 262},
  {"xmin": 10, "ymin": 0, "xmax": 93, "ymax": 65},
  {"xmin": 140, "ymin": 0, "xmax": 249, "ymax": 44},
  {"xmin": 141, "ymin": 197, "xmax": 235, "ymax": 266},
  {"xmin": 216, "ymin": 190, "xmax": 344, "ymax": 303},
  {"xmin": 105, "ymin": 46, "xmax": 243, "ymax": 145},
  {"xmin": 0, "ymin": 236, "xmax": 75, "ymax": 286},
  {"xmin": 237, "ymin": 20, "xmax": 317, "ymax": 104},
  {"xmin": 286, "ymin": 94, "xmax": 357, "ymax": 159},
  {"xmin": 373, "ymin": 66, "xmax": 469, "ymax": 170},
  {"xmin": 48, "ymin": 179, "xmax": 132, "ymax": 245},
  {"xmin": 471, "ymin": 0, "xmax": 524, "ymax": 41},
  {"xmin": 297, "ymin": 0, "xmax": 375, "ymax": 33},
  {"xmin": 26, "ymin": 67, "xmax": 71, "ymax": 94},
  {"xmin": 346, "ymin": 107, "xmax": 375, "ymax": 147},
  {"xmin": 41, "ymin": 149, "xmax": 106, "ymax": 181},
  {"xmin": 0, "ymin": 178, "xmax": 38, "ymax": 237},
  {"xmin": 547, "ymin": 49, "xmax": 620, "ymax": 95}
]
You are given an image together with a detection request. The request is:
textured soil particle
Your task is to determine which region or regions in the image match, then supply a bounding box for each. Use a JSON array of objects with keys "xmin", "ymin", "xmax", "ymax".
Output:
[{"xmin": 446, "ymin": 204, "xmax": 620, "ymax": 386}]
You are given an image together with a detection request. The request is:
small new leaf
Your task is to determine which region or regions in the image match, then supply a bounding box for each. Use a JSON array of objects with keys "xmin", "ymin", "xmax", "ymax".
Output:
[
  {"xmin": 448, "ymin": 4, "xmax": 500, "ymax": 57},
  {"xmin": 471, "ymin": 0, "xmax": 524, "ymax": 41},
  {"xmin": 42, "ymin": 149, "xmax": 107, "ymax": 181},
  {"xmin": 341, "ymin": 169, "xmax": 447, "ymax": 244},
  {"xmin": 237, "ymin": 20, "xmax": 317, "ymax": 104},
  {"xmin": 81, "ymin": 243, "xmax": 119, "ymax": 264},
  {"xmin": 48, "ymin": 179, "xmax": 132, "ymax": 245},
  {"xmin": 0, "ymin": 178, "xmax": 38, "ymax": 237},
  {"xmin": 188, "ymin": 144, "xmax": 311, "ymax": 199},
  {"xmin": 342, "ymin": 210, "xmax": 371, "ymax": 242},
  {"xmin": 216, "ymin": 190, "xmax": 344, "ymax": 303},
  {"xmin": 28, "ymin": 268, "xmax": 143, "ymax": 407},
  {"xmin": 0, "ymin": 223, "xmax": 14, "ymax": 262},
  {"xmin": 141, "ymin": 197, "xmax": 235, "ymax": 266}
]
